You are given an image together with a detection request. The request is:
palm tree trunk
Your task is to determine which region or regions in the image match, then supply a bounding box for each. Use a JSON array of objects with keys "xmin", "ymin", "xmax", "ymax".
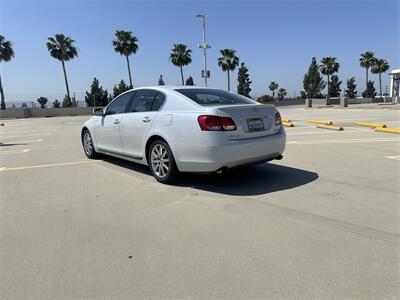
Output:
[
  {"xmin": 180, "ymin": 66, "xmax": 184, "ymax": 85},
  {"xmin": 327, "ymin": 74, "xmax": 330, "ymax": 101},
  {"xmin": 379, "ymin": 73, "xmax": 382, "ymax": 98},
  {"xmin": 227, "ymin": 70, "xmax": 231, "ymax": 91},
  {"xmin": 126, "ymin": 55, "xmax": 133, "ymax": 88},
  {"xmin": 0, "ymin": 73, "xmax": 5, "ymax": 110},
  {"xmin": 61, "ymin": 60, "xmax": 70, "ymax": 100},
  {"xmin": 366, "ymin": 68, "xmax": 368, "ymax": 90},
  {"xmin": 273, "ymin": 91, "xmax": 275, "ymax": 99}
]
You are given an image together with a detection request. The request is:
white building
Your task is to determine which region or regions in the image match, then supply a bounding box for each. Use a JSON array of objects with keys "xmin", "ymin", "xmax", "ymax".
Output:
[{"xmin": 389, "ymin": 69, "xmax": 400, "ymax": 103}]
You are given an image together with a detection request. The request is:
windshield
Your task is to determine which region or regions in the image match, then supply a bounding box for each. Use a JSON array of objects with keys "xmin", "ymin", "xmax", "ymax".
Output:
[{"xmin": 175, "ymin": 88, "xmax": 253, "ymax": 106}]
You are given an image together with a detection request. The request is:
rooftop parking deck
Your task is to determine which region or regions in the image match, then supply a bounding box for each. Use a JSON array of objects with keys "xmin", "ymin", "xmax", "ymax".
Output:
[{"xmin": 1, "ymin": 106, "xmax": 399, "ymax": 299}]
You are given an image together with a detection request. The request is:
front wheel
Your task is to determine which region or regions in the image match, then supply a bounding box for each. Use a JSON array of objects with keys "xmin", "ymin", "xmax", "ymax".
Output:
[
  {"xmin": 148, "ymin": 140, "xmax": 178, "ymax": 184},
  {"xmin": 82, "ymin": 129, "xmax": 99, "ymax": 159}
]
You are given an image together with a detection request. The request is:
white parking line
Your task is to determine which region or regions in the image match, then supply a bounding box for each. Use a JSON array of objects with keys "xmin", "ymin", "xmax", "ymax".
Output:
[
  {"xmin": 0, "ymin": 160, "xmax": 94, "ymax": 172},
  {"xmin": 0, "ymin": 139, "xmax": 43, "ymax": 144},
  {"xmin": 1, "ymin": 133, "xmax": 51, "ymax": 138},
  {"xmin": 0, "ymin": 149, "xmax": 30, "ymax": 155},
  {"xmin": 385, "ymin": 155, "xmax": 400, "ymax": 160},
  {"xmin": 287, "ymin": 137, "xmax": 400, "ymax": 145}
]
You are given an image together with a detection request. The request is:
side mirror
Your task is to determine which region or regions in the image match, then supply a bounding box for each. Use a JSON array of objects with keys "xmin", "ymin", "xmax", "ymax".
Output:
[{"xmin": 93, "ymin": 108, "xmax": 104, "ymax": 116}]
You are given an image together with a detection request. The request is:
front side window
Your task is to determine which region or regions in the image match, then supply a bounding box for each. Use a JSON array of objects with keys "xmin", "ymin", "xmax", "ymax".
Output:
[
  {"xmin": 175, "ymin": 89, "xmax": 253, "ymax": 106},
  {"xmin": 129, "ymin": 90, "xmax": 165, "ymax": 112},
  {"xmin": 106, "ymin": 92, "xmax": 133, "ymax": 115}
]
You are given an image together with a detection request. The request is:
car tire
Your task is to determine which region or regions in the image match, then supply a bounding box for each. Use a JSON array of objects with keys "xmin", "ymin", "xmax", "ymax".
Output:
[
  {"xmin": 82, "ymin": 129, "xmax": 99, "ymax": 159},
  {"xmin": 148, "ymin": 140, "xmax": 178, "ymax": 184}
]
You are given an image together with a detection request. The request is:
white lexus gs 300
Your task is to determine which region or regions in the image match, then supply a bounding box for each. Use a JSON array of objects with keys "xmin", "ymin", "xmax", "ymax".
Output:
[{"xmin": 81, "ymin": 87, "xmax": 286, "ymax": 183}]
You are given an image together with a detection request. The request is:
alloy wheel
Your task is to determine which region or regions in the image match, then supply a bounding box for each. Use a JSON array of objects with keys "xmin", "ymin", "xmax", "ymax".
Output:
[{"xmin": 150, "ymin": 143, "xmax": 170, "ymax": 178}]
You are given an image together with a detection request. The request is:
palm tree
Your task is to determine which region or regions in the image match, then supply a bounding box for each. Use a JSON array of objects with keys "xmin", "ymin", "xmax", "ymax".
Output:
[
  {"xmin": 217, "ymin": 49, "xmax": 239, "ymax": 91},
  {"xmin": 359, "ymin": 51, "xmax": 375, "ymax": 90},
  {"xmin": 0, "ymin": 35, "xmax": 15, "ymax": 110},
  {"xmin": 371, "ymin": 58, "xmax": 390, "ymax": 97},
  {"xmin": 170, "ymin": 44, "xmax": 192, "ymax": 85},
  {"xmin": 46, "ymin": 34, "xmax": 78, "ymax": 101},
  {"xmin": 277, "ymin": 88, "xmax": 287, "ymax": 101},
  {"xmin": 319, "ymin": 57, "xmax": 339, "ymax": 100},
  {"xmin": 269, "ymin": 81, "xmax": 279, "ymax": 99},
  {"xmin": 113, "ymin": 30, "xmax": 139, "ymax": 88}
]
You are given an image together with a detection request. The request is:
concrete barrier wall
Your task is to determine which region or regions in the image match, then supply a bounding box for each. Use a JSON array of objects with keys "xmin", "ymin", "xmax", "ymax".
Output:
[
  {"xmin": 273, "ymin": 99, "xmax": 305, "ymax": 106},
  {"xmin": 0, "ymin": 107, "xmax": 102, "ymax": 119}
]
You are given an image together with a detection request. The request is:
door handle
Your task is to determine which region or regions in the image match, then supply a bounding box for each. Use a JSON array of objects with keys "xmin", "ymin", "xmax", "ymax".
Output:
[
  {"xmin": 142, "ymin": 116, "xmax": 151, "ymax": 123},
  {"xmin": 113, "ymin": 119, "xmax": 120, "ymax": 125}
]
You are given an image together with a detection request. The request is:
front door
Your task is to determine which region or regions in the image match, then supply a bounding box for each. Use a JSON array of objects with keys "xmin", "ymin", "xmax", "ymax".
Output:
[{"xmin": 94, "ymin": 91, "xmax": 133, "ymax": 154}]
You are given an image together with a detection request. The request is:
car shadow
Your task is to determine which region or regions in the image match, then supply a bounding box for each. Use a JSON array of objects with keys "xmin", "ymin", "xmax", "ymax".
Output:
[
  {"xmin": 0, "ymin": 143, "xmax": 29, "ymax": 147},
  {"xmin": 101, "ymin": 157, "xmax": 318, "ymax": 197}
]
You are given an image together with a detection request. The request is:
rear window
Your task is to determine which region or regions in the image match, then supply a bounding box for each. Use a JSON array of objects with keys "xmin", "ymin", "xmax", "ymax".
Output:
[{"xmin": 175, "ymin": 89, "xmax": 253, "ymax": 106}]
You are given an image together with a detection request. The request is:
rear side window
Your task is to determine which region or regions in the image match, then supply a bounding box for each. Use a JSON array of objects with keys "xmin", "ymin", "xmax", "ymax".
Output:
[
  {"xmin": 151, "ymin": 92, "xmax": 166, "ymax": 111},
  {"xmin": 128, "ymin": 90, "xmax": 165, "ymax": 112},
  {"xmin": 106, "ymin": 92, "xmax": 133, "ymax": 115},
  {"xmin": 175, "ymin": 89, "xmax": 252, "ymax": 106}
]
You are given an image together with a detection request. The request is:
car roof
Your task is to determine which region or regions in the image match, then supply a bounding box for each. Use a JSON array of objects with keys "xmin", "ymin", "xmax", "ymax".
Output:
[{"xmin": 134, "ymin": 86, "xmax": 223, "ymax": 92}]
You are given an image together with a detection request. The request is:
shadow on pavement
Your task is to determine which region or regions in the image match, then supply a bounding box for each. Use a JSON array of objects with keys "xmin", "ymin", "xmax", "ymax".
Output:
[
  {"xmin": 101, "ymin": 156, "xmax": 318, "ymax": 197},
  {"xmin": 0, "ymin": 143, "xmax": 29, "ymax": 147}
]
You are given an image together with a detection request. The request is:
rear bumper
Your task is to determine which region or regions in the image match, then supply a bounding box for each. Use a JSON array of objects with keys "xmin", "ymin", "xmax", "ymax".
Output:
[{"xmin": 173, "ymin": 127, "xmax": 286, "ymax": 172}]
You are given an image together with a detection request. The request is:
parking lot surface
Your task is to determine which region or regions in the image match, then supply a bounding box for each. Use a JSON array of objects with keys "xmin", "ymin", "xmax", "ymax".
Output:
[{"xmin": 1, "ymin": 106, "xmax": 399, "ymax": 299}]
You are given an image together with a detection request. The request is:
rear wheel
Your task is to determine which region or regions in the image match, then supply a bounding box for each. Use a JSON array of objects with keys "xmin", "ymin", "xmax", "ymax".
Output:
[
  {"xmin": 148, "ymin": 140, "xmax": 178, "ymax": 184},
  {"xmin": 82, "ymin": 129, "xmax": 99, "ymax": 159}
]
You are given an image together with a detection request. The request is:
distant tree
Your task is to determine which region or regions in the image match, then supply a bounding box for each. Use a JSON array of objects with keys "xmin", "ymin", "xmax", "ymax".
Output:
[
  {"xmin": 170, "ymin": 44, "xmax": 192, "ymax": 85},
  {"xmin": 345, "ymin": 77, "xmax": 357, "ymax": 98},
  {"xmin": 21, "ymin": 102, "xmax": 27, "ymax": 108},
  {"xmin": 113, "ymin": 30, "xmax": 138, "ymax": 88},
  {"xmin": 257, "ymin": 95, "xmax": 273, "ymax": 103},
  {"xmin": 185, "ymin": 76, "xmax": 194, "ymax": 86},
  {"xmin": 158, "ymin": 74, "xmax": 165, "ymax": 85},
  {"xmin": 217, "ymin": 49, "xmax": 239, "ymax": 91},
  {"xmin": 53, "ymin": 99, "xmax": 61, "ymax": 108},
  {"xmin": 299, "ymin": 91, "xmax": 307, "ymax": 99},
  {"xmin": 359, "ymin": 51, "xmax": 375, "ymax": 90},
  {"xmin": 277, "ymin": 88, "xmax": 287, "ymax": 101},
  {"xmin": 0, "ymin": 35, "xmax": 15, "ymax": 110},
  {"xmin": 37, "ymin": 96, "xmax": 48, "ymax": 108},
  {"xmin": 362, "ymin": 80, "xmax": 377, "ymax": 98},
  {"xmin": 268, "ymin": 81, "xmax": 279, "ymax": 99},
  {"xmin": 328, "ymin": 75, "xmax": 342, "ymax": 97},
  {"xmin": 371, "ymin": 58, "xmax": 390, "ymax": 97},
  {"xmin": 85, "ymin": 77, "xmax": 109, "ymax": 107},
  {"xmin": 112, "ymin": 79, "xmax": 130, "ymax": 98},
  {"xmin": 46, "ymin": 34, "xmax": 78, "ymax": 102},
  {"xmin": 11, "ymin": 104, "xmax": 16, "ymax": 108},
  {"xmin": 303, "ymin": 57, "xmax": 325, "ymax": 98},
  {"xmin": 62, "ymin": 95, "xmax": 72, "ymax": 107},
  {"xmin": 237, "ymin": 63, "xmax": 252, "ymax": 97},
  {"xmin": 319, "ymin": 57, "xmax": 339, "ymax": 100}
]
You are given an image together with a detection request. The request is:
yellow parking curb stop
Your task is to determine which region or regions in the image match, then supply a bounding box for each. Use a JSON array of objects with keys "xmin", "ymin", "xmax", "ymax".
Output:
[
  {"xmin": 282, "ymin": 121, "xmax": 294, "ymax": 127},
  {"xmin": 308, "ymin": 120, "xmax": 333, "ymax": 125},
  {"xmin": 375, "ymin": 127, "xmax": 400, "ymax": 134},
  {"xmin": 282, "ymin": 118, "xmax": 291, "ymax": 123},
  {"xmin": 356, "ymin": 122, "xmax": 387, "ymax": 128}
]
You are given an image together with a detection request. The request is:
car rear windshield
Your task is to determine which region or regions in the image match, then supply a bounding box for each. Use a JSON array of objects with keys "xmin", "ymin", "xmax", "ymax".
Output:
[{"xmin": 175, "ymin": 89, "xmax": 253, "ymax": 106}]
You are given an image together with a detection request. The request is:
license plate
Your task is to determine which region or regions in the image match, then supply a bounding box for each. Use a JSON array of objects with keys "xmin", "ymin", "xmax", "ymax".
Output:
[{"xmin": 247, "ymin": 118, "xmax": 265, "ymax": 132}]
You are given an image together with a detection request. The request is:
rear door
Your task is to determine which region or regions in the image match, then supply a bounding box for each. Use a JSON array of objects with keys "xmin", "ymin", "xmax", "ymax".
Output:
[
  {"xmin": 216, "ymin": 104, "xmax": 279, "ymax": 140},
  {"xmin": 119, "ymin": 90, "xmax": 166, "ymax": 159},
  {"xmin": 94, "ymin": 92, "xmax": 133, "ymax": 154}
]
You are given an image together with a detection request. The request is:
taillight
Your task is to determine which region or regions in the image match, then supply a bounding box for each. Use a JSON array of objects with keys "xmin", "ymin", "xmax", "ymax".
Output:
[
  {"xmin": 275, "ymin": 111, "xmax": 282, "ymax": 126},
  {"xmin": 197, "ymin": 115, "xmax": 237, "ymax": 131}
]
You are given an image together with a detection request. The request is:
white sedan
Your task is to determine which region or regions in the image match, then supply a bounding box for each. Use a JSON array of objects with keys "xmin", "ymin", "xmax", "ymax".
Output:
[{"xmin": 81, "ymin": 86, "xmax": 286, "ymax": 183}]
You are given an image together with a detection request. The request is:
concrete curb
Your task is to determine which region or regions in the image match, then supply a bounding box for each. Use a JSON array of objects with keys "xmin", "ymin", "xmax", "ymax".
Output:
[{"xmin": 316, "ymin": 124, "xmax": 344, "ymax": 131}]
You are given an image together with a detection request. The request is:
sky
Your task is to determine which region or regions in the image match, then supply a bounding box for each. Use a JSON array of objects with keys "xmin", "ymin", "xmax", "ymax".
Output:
[{"xmin": 0, "ymin": 0, "xmax": 399, "ymax": 103}]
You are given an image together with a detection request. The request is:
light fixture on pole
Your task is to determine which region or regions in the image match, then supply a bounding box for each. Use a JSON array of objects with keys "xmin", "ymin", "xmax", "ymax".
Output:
[{"xmin": 196, "ymin": 13, "xmax": 211, "ymax": 87}]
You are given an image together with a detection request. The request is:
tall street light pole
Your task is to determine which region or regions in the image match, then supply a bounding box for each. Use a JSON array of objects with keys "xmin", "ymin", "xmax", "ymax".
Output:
[{"xmin": 196, "ymin": 14, "xmax": 211, "ymax": 87}]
